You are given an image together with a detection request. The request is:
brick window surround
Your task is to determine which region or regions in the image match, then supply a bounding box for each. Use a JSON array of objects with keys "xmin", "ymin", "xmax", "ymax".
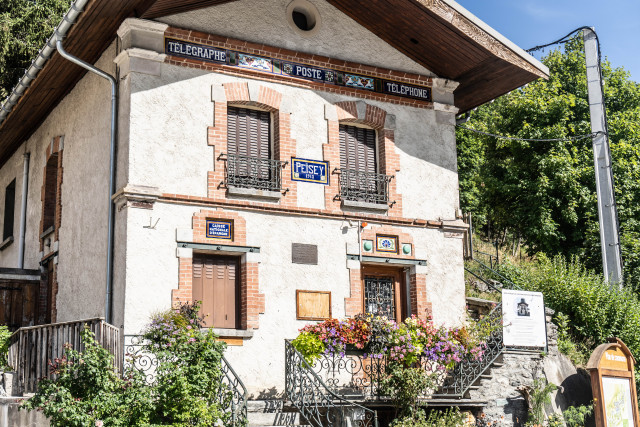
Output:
[
  {"xmin": 345, "ymin": 225, "xmax": 431, "ymax": 320},
  {"xmin": 172, "ymin": 209, "xmax": 265, "ymax": 330},
  {"xmin": 208, "ymin": 82, "xmax": 297, "ymax": 208},
  {"xmin": 324, "ymin": 101, "xmax": 402, "ymax": 215}
]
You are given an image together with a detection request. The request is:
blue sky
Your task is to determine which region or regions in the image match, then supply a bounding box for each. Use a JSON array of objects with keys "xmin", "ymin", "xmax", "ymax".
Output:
[{"xmin": 456, "ymin": 0, "xmax": 640, "ymax": 82}]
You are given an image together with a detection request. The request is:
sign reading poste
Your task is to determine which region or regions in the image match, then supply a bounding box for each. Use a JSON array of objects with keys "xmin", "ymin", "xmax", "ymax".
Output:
[
  {"xmin": 206, "ymin": 220, "xmax": 233, "ymax": 240},
  {"xmin": 291, "ymin": 158, "xmax": 329, "ymax": 185}
]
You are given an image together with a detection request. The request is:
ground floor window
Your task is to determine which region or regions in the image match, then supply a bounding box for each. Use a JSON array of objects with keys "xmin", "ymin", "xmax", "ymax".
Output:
[
  {"xmin": 192, "ymin": 254, "xmax": 239, "ymax": 329},
  {"xmin": 362, "ymin": 266, "xmax": 405, "ymax": 323}
]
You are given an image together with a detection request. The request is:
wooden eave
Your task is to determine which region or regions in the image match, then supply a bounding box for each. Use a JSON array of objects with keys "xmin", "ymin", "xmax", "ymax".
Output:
[{"xmin": 0, "ymin": 0, "xmax": 547, "ymax": 167}]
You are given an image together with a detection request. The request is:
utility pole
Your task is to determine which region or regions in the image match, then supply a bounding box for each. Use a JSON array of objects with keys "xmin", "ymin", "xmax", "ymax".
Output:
[{"xmin": 583, "ymin": 27, "xmax": 623, "ymax": 286}]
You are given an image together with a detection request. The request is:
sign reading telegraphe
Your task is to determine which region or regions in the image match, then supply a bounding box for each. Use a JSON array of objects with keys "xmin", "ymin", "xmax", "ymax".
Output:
[
  {"xmin": 501, "ymin": 289, "xmax": 547, "ymax": 348},
  {"xmin": 206, "ymin": 220, "xmax": 233, "ymax": 240},
  {"xmin": 291, "ymin": 158, "xmax": 329, "ymax": 185},
  {"xmin": 165, "ymin": 38, "xmax": 431, "ymax": 103}
]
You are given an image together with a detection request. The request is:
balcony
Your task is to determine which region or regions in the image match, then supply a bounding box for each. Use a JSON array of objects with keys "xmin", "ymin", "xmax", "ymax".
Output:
[
  {"xmin": 336, "ymin": 168, "xmax": 393, "ymax": 210},
  {"xmin": 223, "ymin": 153, "xmax": 287, "ymax": 199}
]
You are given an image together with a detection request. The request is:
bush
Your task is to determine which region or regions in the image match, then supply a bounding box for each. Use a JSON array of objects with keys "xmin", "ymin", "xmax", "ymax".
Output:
[
  {"xmin": 23, "ymin": 302, "xmax": 240, "ymax": 427},
  {"xmin": 390, "ymin": 407, "xmax": 466, "ymax": 427},
  {"xmin": 0, "ymin": 325, "xmax": 12, "ymax": 370},
  {"xmin": 499, "ymin": 255, "xmax": 640, "ymax": 363}
]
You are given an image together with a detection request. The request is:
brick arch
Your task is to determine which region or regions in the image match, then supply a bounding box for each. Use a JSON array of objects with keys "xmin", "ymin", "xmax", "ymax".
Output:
[
  {"xmin": 207, "ymin": 82, "xmax": 297, "ymax": 207},
  {"xmin": 172, "ymin": 209, "xmax": 265, "ymax": 330},
  {"xmin": 323, "ymin": 101, "xmax": 402, "ymax": 215}
]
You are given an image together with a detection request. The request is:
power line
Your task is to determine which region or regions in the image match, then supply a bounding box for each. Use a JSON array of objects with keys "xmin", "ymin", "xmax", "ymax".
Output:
[
  {"xmin": 456, "ymin": 125, "xmax": 604, "ymax": 142},
  {"xmin": 526, "ymin": 26, "xmax": 592, "ymax": 53}
]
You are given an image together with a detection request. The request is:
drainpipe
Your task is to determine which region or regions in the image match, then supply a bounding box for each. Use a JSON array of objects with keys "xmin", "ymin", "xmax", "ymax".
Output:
[
  {"xmin": 55, "ymin": 39, "xmax": 118, "ymax": 325},
  {"xmin": 17, "ymin": 153, "xmax": 30, "ymax": 269}
]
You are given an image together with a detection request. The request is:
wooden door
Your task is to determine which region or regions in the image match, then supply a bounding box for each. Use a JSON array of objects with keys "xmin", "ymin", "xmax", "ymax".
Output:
[
  {"xmin": 192, "ymin": 255, "xmax": 238, "ymax": 329},
  {"xmin": 361, "ymin": 266, "xmax": 405, "ymax": 323},
  {"xmin": 0, "ymin": 280, "xmax": 38, "ymax": 330}
]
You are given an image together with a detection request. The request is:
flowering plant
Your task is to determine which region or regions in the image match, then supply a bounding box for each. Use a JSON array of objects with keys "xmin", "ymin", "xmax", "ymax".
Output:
[{"xmin": 292, "ymin": 314, "xmax": 489, "ymax": 369}]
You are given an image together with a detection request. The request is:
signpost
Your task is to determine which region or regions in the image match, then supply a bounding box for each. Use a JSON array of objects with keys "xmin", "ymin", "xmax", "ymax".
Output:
[
  {"xmin": 587, "ymin": 338, "xmax": 639, "ymax": 427},
  {"xmin": 501, "ymin": 289, "xmax": 547, "ymax": 348}
]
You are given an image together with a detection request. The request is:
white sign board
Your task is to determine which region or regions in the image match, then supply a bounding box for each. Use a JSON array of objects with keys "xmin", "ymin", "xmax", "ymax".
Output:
[{"xmin": 502, "ymin": 289, "xmax": 547, "ymax": 348}]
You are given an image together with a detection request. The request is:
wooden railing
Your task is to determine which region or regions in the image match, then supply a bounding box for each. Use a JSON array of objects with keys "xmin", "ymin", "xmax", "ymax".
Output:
[{"xmin": 7, "ymin": 318, "xmax": 121, "ymax": 394}]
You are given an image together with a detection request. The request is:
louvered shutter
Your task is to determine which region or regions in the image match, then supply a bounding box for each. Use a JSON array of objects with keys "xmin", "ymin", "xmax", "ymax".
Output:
[
  {"xmin": 227, "ymin": 107, "xmax": 271, "ymax": 179},
  {"xmin": 339, "ymin": 125, "xmax": 377, "ymax": 173},
  {"xmin": 193, "ymin": 255, "xmax": 238, "ymax": 328}
]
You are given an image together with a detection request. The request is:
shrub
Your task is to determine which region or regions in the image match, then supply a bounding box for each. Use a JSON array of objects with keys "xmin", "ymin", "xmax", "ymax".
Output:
[
  {"xmin": 0, "ymin": 325, "xmax": 12, "ymax": 370},
  {"xmin": 499, "ymin": 255, "xmax": 640, "ymax": 364},
  {"xmin": 380, "ymin": 363, "xmax": 437, "ymax": 420},
  {"xmin": 563, "ymin": 404, "xmax": 593, "ymax": 427},
  {"xmin": 390, "ymin": 407, "xmax": 466, "ymax": 427},
  {"xmin": 23, "ymin": 302, "xmax": 239, "ymax": 427}
]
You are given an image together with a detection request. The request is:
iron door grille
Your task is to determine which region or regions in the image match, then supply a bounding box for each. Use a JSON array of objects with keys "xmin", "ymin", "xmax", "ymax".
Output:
[{"xmin": 364, "ymin": 276, "xmax": 395, "ymax": 319}]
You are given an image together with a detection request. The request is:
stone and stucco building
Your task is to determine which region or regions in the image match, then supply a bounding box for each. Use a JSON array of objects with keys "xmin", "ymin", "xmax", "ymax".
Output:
[{"xmin": 0, "ymin": 0, "xmax": 548, "ymax": 399}]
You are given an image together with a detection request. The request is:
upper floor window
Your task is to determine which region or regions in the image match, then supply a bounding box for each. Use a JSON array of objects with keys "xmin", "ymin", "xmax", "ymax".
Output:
[
  {"xmin": 42, "ymin": 153, "xmax": 59, "ymax": 233},
  {"xmin": 225, "ymin": 106, "xmax": 285, "ymax": 193},
  {"xmin": 3, "ymin": 179, "xmax": 16, "ymax": 241},
  {"xmin": 338, "ymin": 124, "xmax": 392, "ymax": 206}
]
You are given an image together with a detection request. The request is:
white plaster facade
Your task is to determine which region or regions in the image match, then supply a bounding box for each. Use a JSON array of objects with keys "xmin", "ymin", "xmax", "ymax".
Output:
[{"xmin": 0, "ymin": 0, "xmax": 470, "ymax": 396}]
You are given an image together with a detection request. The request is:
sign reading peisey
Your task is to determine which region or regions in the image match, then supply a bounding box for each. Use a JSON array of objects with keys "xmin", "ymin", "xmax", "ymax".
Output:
[
  {"xmin": 291, "ymin": 158, "xmax": 329, "ymax": 185},
  {"xmin": 165, "ymin": 38, "xmax": 431, "ymax": 102},
  {"xmin": 206, "ymin": 220, "xmax": 233, "ymax": 240}
]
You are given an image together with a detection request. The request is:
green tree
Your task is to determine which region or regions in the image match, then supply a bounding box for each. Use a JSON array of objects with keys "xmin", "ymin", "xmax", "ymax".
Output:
[
  {"xmin": 0, "ymin": 0, "xmax": 71, "ymax": 100},
  {"xmin": 457, "ymin": 37, "xmax": 640, "ymax": 288}
]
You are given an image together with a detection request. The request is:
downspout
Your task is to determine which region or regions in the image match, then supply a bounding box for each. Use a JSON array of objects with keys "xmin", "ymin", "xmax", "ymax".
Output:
[
  {"xmin": 18, "ymin": 153, "xmax": 30, "ymax": 269},
  {"xmin": 55, "ymin": 39, "xmax": 118, "ymax": 324}
]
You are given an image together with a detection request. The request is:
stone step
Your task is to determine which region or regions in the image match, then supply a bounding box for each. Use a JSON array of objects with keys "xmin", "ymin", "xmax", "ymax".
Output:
[{"xmin": 247, "ymin": 399, "xmax": 308, "ymax": 427}]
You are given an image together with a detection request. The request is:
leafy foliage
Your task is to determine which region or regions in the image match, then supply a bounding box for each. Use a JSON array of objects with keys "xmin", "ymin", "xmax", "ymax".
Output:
[
  {"xmin": 524, "ymin": 378, "xmax": 557, "ymax": 426},
  {"xmin": 0, "ymin": 0, "xmax": 72, "ymax": 100},
  {"xmin": 390, "ymin": 406, "xmax": 466, "ymax": 427},
  {"xmin": 22, "ymin": 328, "xmax": 153, "ymax": 427},
  {"xmin": 23, "ymin": 303, "xmax": 240, "ymax": 427},
  {"xmin": 0, "ymin": 325, "xmax": 12, "ymax": 370},
  {"xmin": 380, "ymin": 363, "xmax": 438, "ymax": 422},
  {"xmin": 563, "ymin": 404, "xmax": 593, "ymax": 427},
  {"xmin": 457, "ymin": 37, "xmax": 640, "ymax": 288},
  {"xmin": 499, "ymin": 255, "xmax": 640, "ymax": 363}
]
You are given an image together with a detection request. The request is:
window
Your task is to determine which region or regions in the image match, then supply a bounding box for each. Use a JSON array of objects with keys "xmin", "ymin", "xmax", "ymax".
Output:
[
  {"xmin": 42, "ymin": 153, "xmax": 59, "ymax": 232},
  {"xmin": 192, "ymin": 254, "xmax": 239, "ymax": 329},
  {"xmin": 225, "ymin": 107, "xmax": 284, "ymax": 192},
  {"xmin": 338, "ymin": 124, "xmax": 392, "ymax": 205},
  {"xmin": 362, "ymin": 267, "xmax": 405, "ymax": 323},
  {"xmin": 3, "ymin": 179, "xmax": 15, "ymax": 241}
]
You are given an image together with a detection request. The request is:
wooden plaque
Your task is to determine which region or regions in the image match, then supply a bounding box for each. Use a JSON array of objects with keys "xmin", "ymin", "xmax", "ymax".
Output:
[
  {"xmin": 587, "ymin": 338, "xmax": 640, "ymax": 427},
  {"xmin": 296, "ymin": 290, "xmax": 331, "ymax": 321}
]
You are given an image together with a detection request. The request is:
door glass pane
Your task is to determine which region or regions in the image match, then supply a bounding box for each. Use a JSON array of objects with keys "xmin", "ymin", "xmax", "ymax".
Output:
[{"xmin": 364, "ymin": 276, "xmax": 395, "ymax": 319}]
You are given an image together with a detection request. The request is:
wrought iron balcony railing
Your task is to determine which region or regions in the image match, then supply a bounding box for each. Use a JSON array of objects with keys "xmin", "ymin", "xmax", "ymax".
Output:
[
  {"xmin": 223, "ymin": 153, "xmax": 286, "ymax": 192},
  {"xmin": 336, "ymin": 168, "xmax": 393, "ymax": 205}
]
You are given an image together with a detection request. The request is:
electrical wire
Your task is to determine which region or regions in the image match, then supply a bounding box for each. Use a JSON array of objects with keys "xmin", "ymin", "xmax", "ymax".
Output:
[
  {"xmin": 456, "ymin": 125, "xmax": 604, "ymax": 142},
  {"xmin": 526, "ymin": 26, "xmax": 592, "ymax": 53}
]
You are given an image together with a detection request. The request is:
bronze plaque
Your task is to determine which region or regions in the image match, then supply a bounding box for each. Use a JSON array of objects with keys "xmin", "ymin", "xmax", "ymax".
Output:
[{"xmin": 292, "ymin": 243, "xmax": 318, "ymax": 265}]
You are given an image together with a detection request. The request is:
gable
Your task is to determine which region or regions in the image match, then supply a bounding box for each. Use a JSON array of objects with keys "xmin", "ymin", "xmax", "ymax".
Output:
[{"xmin": 155, "ymin": 0, "xmax": 434, "ymax": 77}]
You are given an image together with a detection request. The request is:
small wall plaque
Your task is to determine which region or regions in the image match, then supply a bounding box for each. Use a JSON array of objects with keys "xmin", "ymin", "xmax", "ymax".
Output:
[
  {"xmin": 206, "ymin": 219, "xmax": 233, "ymax": 240},
  {"xmin": 376, "ymin": 235, "xmax": 398, "ymax": 254},
  {"xmin": 296, "ymin": 290, "xmax": 331, "ymax": 320},
  {"xmin": 291, "ymin": 158, "xmax": 329, "ymax": 185},
  {"xmin": 292, "ymin": 243, "xmax": 318, "ymax": 265}
]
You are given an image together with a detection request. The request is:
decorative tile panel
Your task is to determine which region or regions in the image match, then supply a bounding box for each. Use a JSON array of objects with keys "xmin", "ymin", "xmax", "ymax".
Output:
[{"xmin": 164, "ymin": 37, "xmax": 431, "ymax": 103}]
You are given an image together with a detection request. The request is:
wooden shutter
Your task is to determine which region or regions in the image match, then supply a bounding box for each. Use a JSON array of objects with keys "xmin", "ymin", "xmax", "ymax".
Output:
[
  {"xmin": 339, "ymin": 125, "xmax": 377, "ymax": 173},
  {"xmin": 227, "ymin": 107, "xmax": 271, "ymax": 159},
  {"xmin": 193, "ymin": 255, "xmax": 238, "ymax": 329},
  {"xmin": 3, "ymin": 179, "xmax": 15, "ymax": 240}
]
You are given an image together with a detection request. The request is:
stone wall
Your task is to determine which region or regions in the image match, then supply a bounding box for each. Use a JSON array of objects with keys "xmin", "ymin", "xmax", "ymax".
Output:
[{"xmin": 469, "ymin": 308, "xmax": 593, "ymax": 427}]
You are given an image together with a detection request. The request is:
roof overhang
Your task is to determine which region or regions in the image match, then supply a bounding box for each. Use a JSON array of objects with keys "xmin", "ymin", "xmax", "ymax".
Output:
[{"xmin": 0, "ymin": 0, "xmax": 548, "ymax": 167}]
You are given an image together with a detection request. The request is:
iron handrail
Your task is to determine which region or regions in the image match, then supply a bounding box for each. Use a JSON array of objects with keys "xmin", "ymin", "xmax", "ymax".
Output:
[
  {"xmin": 221, "ymin": 355, "xmax": 249, "ymax": 426},
  {"xmin": 432, "ymin": 302, "xmax": 505, "ymax": 397},
  {"xmin": 285, "ymin": 340, "xmax": 379, "ymax": 427}
]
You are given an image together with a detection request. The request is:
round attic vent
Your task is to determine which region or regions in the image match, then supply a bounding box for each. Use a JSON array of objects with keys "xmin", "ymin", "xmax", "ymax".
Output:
[{"xmin": 287, "ymin": 0, "xmax": 321, "ymax": 36}]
